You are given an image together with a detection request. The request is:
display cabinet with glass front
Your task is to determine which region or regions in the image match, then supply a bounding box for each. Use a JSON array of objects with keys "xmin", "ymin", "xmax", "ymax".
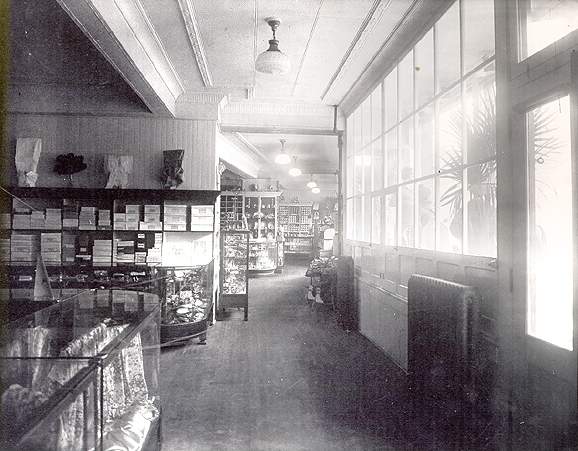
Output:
[
  {"xmin": 248, "ymin": 239, "xmax": 278, "ymax": 274},
  {"xmin": 0, "ymin": 290, "xmax": 161, "ymax": 451},
  {"xmin": 220, "ymin": 230, "xmax": 249, "ymax": 320}
]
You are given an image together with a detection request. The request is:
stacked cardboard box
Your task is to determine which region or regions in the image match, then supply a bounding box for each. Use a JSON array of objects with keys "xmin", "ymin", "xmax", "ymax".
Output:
[
  {"xmin": 30, "ymin": 211, "xmax": 45, "ymax": 229},
  {"xmin": 125, "ymin": 205, "xmax": 140, "ymax": 230},
  {"xmin": 79, "ymin": 207, "xmax": 97, "ymax": 230},
  {"xmin": 63, "ymin": 205, "xmax": 78, "ymax": 229},
  {"xmin": 62, "ymin": 234, "xmax": 76, "ymax": 264},
  {"xmin": 146, "ymin": 233, "xmax": 163, "ymax": 264},
  {"xmin": 164, "ymin": 204, "xmax": 187, "ymax": 231},
  {"xmin": 140, "ymin": 205, "xmax": 162, "ymax": 230},
  {"xmin": 40, "ymin": 233, "xmax": 61, "ymax": 265},
  {"xmin": 190, "ymin": 205, "xmax": 214, "ymax": 231},
  {"xmin": 0, "ymin": 238, "xmax": 10, "ymax": 262},
  {"xmin": 45, "ymin": 209, "xmax": 62, "ymax": 229},
  {"xmin": 114, "ymin": 239, "xmax": 135, "ymax": 264},
  {"xmin": 10, "ymin": 234, "xmax": 38, "ymax": 263},
  {"xmin": 113, "ymin": 213, "xmax": 126, "ymax": 230},
  {"xmin": 135, "ymin": 233, "xmax": 147, "ymax": 265},
  {"xmin": 12, "ymin": 204, "xmax": 31, "ymax": 229},
  {"xmin": 76, "ymin": 234, "xmax": 92, "ymax": 263},
  {"xmin": 93, "ymin": 239, "xmax": 112, "ymax": 266},
  {"xmin": 98, "ymin": 209, "xmax": 111, "ymax": 230}
]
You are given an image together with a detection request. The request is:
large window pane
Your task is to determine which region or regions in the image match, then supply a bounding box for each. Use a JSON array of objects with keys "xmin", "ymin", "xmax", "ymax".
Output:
[
  {"xmin": 466, "ymin": 162, "xmax": 496, "ymax": 257},
  {"xmin": 353, "ymin": 108, "xmax": 362, "ymax": 154},
  {"xmin": 435, "ymin": 2, "xmax": 460, "ymax": 93},
  {"xmin": 414, "ymin": 29, "xmax": 434, "ymax": 108},
  {"xmin": 363, "ymin": 195, "xmax": 371, "ymax": 242},
  {"xmin": 362, "ymin": 97, "xmax": 371, "ymax": 147},
  {"xmin": 399, "ymin": 184, "xmax": 414, "ymax": 247},
  {"xmin": 384, "ymin": 68, "xmax": 398, "ymax": 130},
  {"xmin": 398, "ymin": 50, "xmax": 414, "ymax": 120},
  {"xmin": 355, "ymin": 196, "xmax": 363, "ymax": 241},
  {"xmin": 372, "ymin": 138, "xmax": 383, "ymax": 191},
  {"xmin": 363, "ymin": 149, "xmax": 372, "ymax": 194},
  {"xmin": 416, "ymin": 105, "xmax": 435, "ymax": 177},
  {"xmin": 462, "ymin": 0, "xmax": 495, "ymax": 74},
  {"xmin": 346, "ymin": 156, "xmax": 353, "ymax": 197},
  {"xmin": 437, "ymin": 173, "xmax": 462, "ymax": 253},
  {"xmin": 347, "ymin": 114, "xmax": 355, "ymax": 157},
  {"xmin": 385, "ymin": 192, "xmax": 397, "ymax": 245},
  {"xmin": 346, "ymin": 198, "xmax": 354, "ymax": 240},
  {"xmin": 520, "ymin": 0, "xmax": 578, "ymax": 60},
  {"xmin": 527, "ymin": 96, "xmax": 573, "ymax": 350},
  {"xmin": 399, "ymin": 117, "xmax": 414, "ymax": 182},
  {"xmin": 354, "ymin": 154, "xmax": 363, "ymax": 195},
  {"xmin": 371, "ymin": 84, "xmax": 382, "ymax": 140},
  {"xmin": 465, "ymin": 62, "xmax": 496, "ymax": 164},
  {"xmin": 385, "ymin": 128, "xmax": 398, "ymax": 187},
  {"xmin": 438, "ymin": 86, "xmax": 462, "ymax": 171},
  {"xmin": 416, "ymin": 178, "xmax": 435, "ymax": 250},
  {"xmin": 371, "ymin": 196, "xmax": 383, "ymax": 244}
]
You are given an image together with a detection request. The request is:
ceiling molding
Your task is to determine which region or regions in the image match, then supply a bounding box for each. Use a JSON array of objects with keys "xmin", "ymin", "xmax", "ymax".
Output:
[
  {"xmin": 56, "ymin": 0, "xmax": 186, "ymax": 116},
  {"xmin": 175, "ymin": 91, "xmax": 227, "ymax": 120},
  {"xmin": 176, "ymin": 0, "xmax": 214, "ymax": 87}
]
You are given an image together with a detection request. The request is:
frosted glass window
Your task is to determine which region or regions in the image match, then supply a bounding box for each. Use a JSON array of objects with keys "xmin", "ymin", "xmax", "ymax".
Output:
[
  {"xmin": 353, "ymin": 109, "xmax": 362, "ymax": 154},
  {"xmin": 362, "ymin": 97, "xmax": 371, "ymax": 147},
  {"xmin": 372, "ymin": 138, "xmax": 384, "ymax": 191},
  {"xmin": 398, "ymin": 50, "xmax": 414, "ymax": 120},
  {"xmin": 435, "ymin": 2, "xmax": 461, "ymax": 93},
  {"xmin": 371, "ymin": 196, "xmax": 382, "ymax": 244},
  {"xmin": 414, "ymin": 29, "xmax": 435, "ymax": 108},
  {"xmin": 438, "ymin": 86, "xmax": 462, "ymax": 171},
  {"xmin": 385, "ymin": 128, "xmax": 398, "ymax": 187},
  {"xmin": 363, "ymin": 149, "xmax": 372, "ymax": 194},
  {"xmin": 520, "ymin": 0, "xmax": 578, "ymax": 59},
  {"xmin": 399, "ymin": 117, "xmax": 414, "ymax": 182},
  {"xmin": 384, "ymin": 68, "xmax": 398, "ymax": 130},
  {"xmin": 462, "ymin": 0, "xmax": 495, "ymax": 74},
  {"xmin": 465, "ymin": 62, "xmax": 496, "ymax": 164},
  {"xmin": 416, "ymin": 105, "xmax": 435, "ymax": 177},
  {"xmin": 354, "ymin": 154, "xmax": 363, "ymax": 195},
  {"xmin": 371, "ymin": 84, "xmax": 382, "ymax": 140},
  {"xmin": 527, "ymin": 96, "xmax": 573, "ymax": 350},
  {"xmin": 363, "ymin": 195, "xmax": 371, "ymax": 242},
  {"xmin": 346, "ymin": 198, "xmax": 354, "ymax": 240},
  {"xmin": 346, "ymin": 156, "xmax": 353, "ymax": 197},
  {"xmin": 385, "ymin": 192, "xmax": 397, "ymax": 245},
  {"xmin": 437, "ymin": 174, "xmax": 462, "ymax": 253},
  {"xmin": 416, "ymin": 179, "xmax": 435, "ymax": 250},
  {"xmin": 399, "ymin": 184, "xmax": 414, "ymax": 247},
  {"xmin": 466, "ymin": 162, "xmax": 496, "ymax": 257},
  {"xmin": 346, "ymin": 115, "xmax": 355, "ymax": 157},
  {"xmin": 355, "ymin": 196, "xmax": 363, "ymax": 241}
]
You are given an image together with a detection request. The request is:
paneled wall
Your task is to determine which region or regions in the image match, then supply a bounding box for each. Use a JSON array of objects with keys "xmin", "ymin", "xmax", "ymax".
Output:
[{"xmin": 6, "ymin": 114, "xmax": 217, "ymax": 190}]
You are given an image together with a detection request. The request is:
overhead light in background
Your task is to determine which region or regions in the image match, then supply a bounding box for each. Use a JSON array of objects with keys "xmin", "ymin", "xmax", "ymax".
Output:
[
  {"xmin": 255, "ymin": 17, "xmax": 291, "ymax": 75},
  {"xmin": 274, "ymin": 138, "xmax": 291, "ymax": 165},
  {"xmin": 306, "ymin": 174, "xmax": 317, "ymax": 189},
  {"xmin": 289, "ymin": 156, "xmax": 302, "ymax": 177},
  {"xmin": 311, "ymin": 187, "xmax": 321, "ymax": 194}
]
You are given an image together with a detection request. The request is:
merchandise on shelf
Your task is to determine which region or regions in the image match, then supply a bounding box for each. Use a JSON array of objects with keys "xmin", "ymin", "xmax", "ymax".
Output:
[
  {"xmin": 222, "ymin": 233, "xmax": 248, "ymax": 295},
  {"xmin": 162, "ymin": 267, "xmax": 211, "ymax": 325}
]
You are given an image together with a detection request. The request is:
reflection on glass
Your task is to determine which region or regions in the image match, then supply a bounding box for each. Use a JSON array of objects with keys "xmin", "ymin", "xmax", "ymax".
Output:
[
  {"xmin": 416, "ymin": 179, "xmax": 435, "ymax": 250},
  {"xmin": 355, "ymin": 196, "xmax": 363, "ymax": 241},
  {"xmin": 416, "ymin": 105, "xmax": 435, "ymax": 177},
  {"xmin": 385, "ymin": 192, "xmax": 397, "ymax": 245},
  {"xmin": 465, "ymin": 62, "xmax": 496, "ymax": 164},
  {"xmin": 435, "ymin": 2, "xmax": 460, "ymax": 93},
  {"xmin": 371, "ymin": 84, "xmax": 382, "ymax": 140},
  {"xmin": 384, "ymin": 68, "xmax": 398, "ymax": 130},
  {"xmin": 527, "ymin": 96, "xmax": 573, "ymax": 350},
  {"xmin": 466, "ymin": 163, "xmax": 496, "ymax": 257},
  {"xmin": 385, "ymin": 128, "xmax": 398, "ymax": 187},
  {"xmin": 371, "ymin": 196, "xmax": 382, "ymax": 244},
  {"xmin": 399, "ymin": 117, "xmax": 414, "ymax": 181},
  {"xmin": 398, "ymin": 50, "xmax": 414, "ymax": 120},
  {"xmin": 346, "ymin": 198, "xmax": 354, "ymax": 240},
  {"xmin": 372, "ymin": 138, "xmax": 383, "ymax": 191},
  {"xmin": 438, "ymin": 86, "xmax": 462, "ymax": 171},
  {"xmin": 415, "ymin": 29, "xmax": 435, "ymax": 108},
  {"xmin": 520, "ymin": 0, "xmax": 578, "ymax": 59},
  {"xmin": 462, "ymin": 0, "xmax": 495, "ymax": 73},
  {"xmin": 399, "ymin": 184, "xmax": 414, "ymax": 247},
  {"xmin": 363, "ymin": 196, "xmax": 371, "ymax": 242},
  {"xmin": 354, "ymin": 155, "xmax": 363, "ymax": 195},
  {"xmin": 437, "ymin": 174, "xmax": 462, "ymax": 253},
  {"xmin": 362, "ymin": 97, "xmax": 371, "ymax": 147}
]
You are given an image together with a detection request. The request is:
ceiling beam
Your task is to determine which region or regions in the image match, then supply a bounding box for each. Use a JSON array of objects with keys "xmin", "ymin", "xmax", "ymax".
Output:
[{"xmin": 56, "ymin": 0, "xmax": 185, "ymax": 116}]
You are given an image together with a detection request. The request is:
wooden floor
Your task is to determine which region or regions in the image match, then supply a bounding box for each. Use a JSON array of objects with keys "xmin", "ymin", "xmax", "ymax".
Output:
[{"xmin": 159, "ymin": 262, "xmax": 481, "ymax": 450}]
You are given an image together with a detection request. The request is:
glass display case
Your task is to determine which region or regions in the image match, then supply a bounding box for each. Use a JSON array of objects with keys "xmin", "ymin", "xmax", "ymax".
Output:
[
  {"xmin": 220, "ymin": 230, "xmax": 249, "ymax": 320},
  {"xmin": 248, "ymin": 239, "xmax": 278, "ymax": 275},
  {"xmin": 0, "ymin": 290, "xmax": 161, "ymax": 451},
  {"xmin": 158, "ymin": 263, "xmax": 213, "ymax": 346}
]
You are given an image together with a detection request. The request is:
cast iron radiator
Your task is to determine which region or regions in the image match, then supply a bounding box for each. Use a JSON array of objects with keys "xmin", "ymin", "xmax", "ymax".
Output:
[{"xmin": 407, "ymin": 274, "xmax": 480, "ymax": 416}]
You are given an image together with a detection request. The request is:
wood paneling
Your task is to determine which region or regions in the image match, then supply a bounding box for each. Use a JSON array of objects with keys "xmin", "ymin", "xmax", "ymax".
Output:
[{"xmin": 6, "ymin": 114, "xmax": 217, "ymax": 190}]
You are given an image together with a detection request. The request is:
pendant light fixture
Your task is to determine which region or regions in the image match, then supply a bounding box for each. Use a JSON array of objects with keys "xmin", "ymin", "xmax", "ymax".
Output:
[
  {"xmin": 311, "ymin": 187, "xmax": 321, "ymax": 194},
  {"xmin": 306, "ymin": 174, "xmax": 317, "ymax": 189},
  {"xmin": 255, "ymin": 18, "xmax": 291, "ymax": 75},
  {"xmin": 274, "ymin": 139, "xmax": 291, "ymax": 165},
  {"xmin": 288, "ymin": 156, "xmax": 302, "ymax": 177}
]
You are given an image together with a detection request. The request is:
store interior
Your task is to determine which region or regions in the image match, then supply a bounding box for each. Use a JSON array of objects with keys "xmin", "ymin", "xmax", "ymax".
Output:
[{"xmin": 2, "ymin": 0, "xmax": 578, "ymax": 450}]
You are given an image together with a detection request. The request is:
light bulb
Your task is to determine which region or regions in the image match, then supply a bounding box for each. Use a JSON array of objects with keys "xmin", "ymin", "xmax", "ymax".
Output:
[
  {"xmin": 311, "ymin": 187, "xmax": 321, "ymax": 194},
  {"xmin": 306, "ymin": 180, "xmax": 317, "ymax": 189},
  {"xmin": 275, "ymin": 153, "xmax": 291, "ymax": 165},
  {"xmin": 289, "ymin": 167, "xmax": 302, "ymax": 177}
]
